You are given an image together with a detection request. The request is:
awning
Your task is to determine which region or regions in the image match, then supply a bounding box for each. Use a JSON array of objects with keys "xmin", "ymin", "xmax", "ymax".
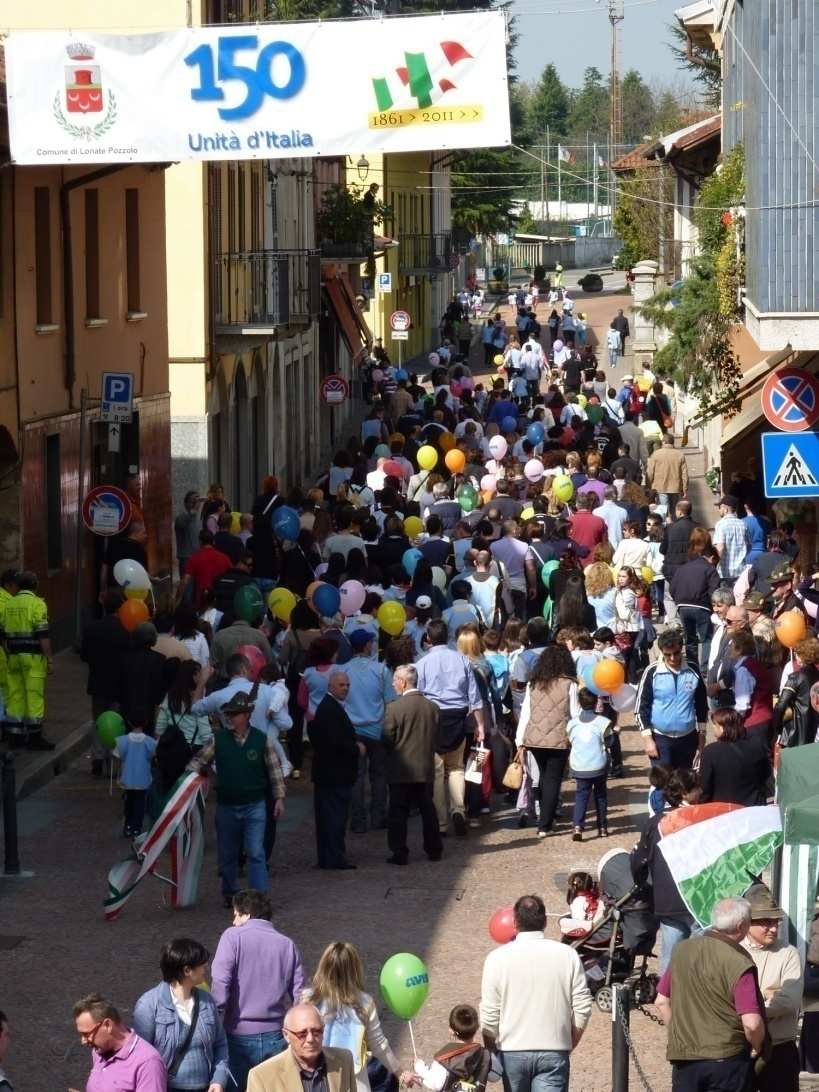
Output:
[
  {"xmin": 323, "ymin": 273, "xmax": 371, "ymax": 361},
  {"xmin": 720, "ymin": 347, "xmax": 795, "ymax": 447}
]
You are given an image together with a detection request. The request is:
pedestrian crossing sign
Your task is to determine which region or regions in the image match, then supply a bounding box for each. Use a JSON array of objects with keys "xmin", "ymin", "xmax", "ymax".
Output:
[{"xmin": 761, "ymin": 431, "xmax": 819, "ymax": 497}]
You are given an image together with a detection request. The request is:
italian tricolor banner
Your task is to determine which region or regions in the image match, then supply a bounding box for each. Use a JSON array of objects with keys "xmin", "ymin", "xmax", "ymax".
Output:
[{"xmin": 658, "ymin": 806, "xmax": 783, "ymax": 927}]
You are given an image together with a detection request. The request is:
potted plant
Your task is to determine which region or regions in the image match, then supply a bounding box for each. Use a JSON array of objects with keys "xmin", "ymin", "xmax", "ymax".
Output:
[
  {"xmin": 533, "ymin": 263, "xmax": 548, "ymax": 289},
  {"xmin": 579, "ymin": 272, "xmax": 604, "ymax": 292},
  {"xmin": 488, "ymin": 265, "xmax": 507, "ymax": 293},
  {"xmin": 317, "ymin": 184, "xmax": 390, "ymax": 260}
]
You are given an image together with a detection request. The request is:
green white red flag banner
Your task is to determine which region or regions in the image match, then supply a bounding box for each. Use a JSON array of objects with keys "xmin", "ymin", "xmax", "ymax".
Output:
[
  {"xmin": 657, "ymin": 806, "xmax": 783, "ymax": 927},
  {"xmin": 4, "ymin": 13, "xmax": 510, "ymax": 165}
]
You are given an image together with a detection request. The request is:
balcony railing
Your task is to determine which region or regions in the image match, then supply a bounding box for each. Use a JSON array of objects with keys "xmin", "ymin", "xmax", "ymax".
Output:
[
  {"xmin": 398, "ymin": 233, "xmax": 453, "ymax": 275},
  {"xmin": 319, "ymin": 227, "xmax": 374, "ymax": 263},
  {"xmin": 213, "ymin": 249, "xmax": 321, "ymax": 333}
]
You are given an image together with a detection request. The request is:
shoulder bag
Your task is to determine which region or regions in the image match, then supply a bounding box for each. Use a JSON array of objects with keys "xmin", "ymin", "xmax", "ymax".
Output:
[{"xmin": 167, "ymin": 988, "xmax": 200, "ymax": 1082}]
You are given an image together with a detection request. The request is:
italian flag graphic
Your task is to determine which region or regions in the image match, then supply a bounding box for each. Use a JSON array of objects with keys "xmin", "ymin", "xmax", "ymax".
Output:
[{"xmin": 373, "ymin": 41, "xmax": 473, "ymax": 110}]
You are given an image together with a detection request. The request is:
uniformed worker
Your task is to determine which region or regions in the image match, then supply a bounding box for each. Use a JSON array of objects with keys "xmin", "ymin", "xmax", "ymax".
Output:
[
  {"xmin": 2, "ymin": 571, "xmax": 54, "ymax": 750},
  {"xmin": 0, "ymin": 569, "xmax": 19, "ymax": 741}
]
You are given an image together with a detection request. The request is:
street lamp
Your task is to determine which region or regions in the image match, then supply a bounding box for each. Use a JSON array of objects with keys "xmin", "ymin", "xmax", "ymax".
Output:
[{"xmin": 356, "ymin": 155, "xmax": 370, "ymax": 182}]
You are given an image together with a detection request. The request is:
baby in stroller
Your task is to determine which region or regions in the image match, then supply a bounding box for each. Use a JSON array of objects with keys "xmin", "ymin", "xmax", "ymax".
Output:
[{"xmin": 559, "ymin": 870, "xmax": 606, "ymax": 941}]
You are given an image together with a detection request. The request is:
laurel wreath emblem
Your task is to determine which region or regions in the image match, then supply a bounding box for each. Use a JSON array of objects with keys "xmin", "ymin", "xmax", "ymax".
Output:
[{"xmin": 52, "ymin": 89, "xmax": 118, "ymax": 141}]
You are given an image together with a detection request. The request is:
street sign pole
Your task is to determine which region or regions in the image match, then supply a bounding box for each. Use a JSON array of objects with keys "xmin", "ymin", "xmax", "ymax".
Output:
[{"xmin": 74, "ymin": 387, "xmax": 87, "ymax": 645}]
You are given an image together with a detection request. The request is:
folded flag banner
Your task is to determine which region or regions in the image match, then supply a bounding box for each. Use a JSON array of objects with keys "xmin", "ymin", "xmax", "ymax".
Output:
[
  {"xmin": 104, "ymin": 773, "xmax": 207, "ymax": 920},
  {"xmin": 658, "ymin": 805, "xmax": 783, "ymax": 927}
]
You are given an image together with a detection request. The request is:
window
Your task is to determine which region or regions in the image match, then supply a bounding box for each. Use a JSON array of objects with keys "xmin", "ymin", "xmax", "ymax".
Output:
[
  {"xmin": 125, "ymin": 188, "xmax": 141, "ymax": 313},
  {"xmin": 34, "ymin": 187, "xmax": 52, "ymax": 325},
  {"xmin": 45, "ymin": 433, "xmax": 63, "ymax": 571},
  {"xmin": 85, "ymin": 189, "xmax": 100, "ymax": 318}
]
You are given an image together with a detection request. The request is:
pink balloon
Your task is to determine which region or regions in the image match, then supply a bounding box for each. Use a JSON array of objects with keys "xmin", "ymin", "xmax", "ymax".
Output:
[
  {"xmin": 489, "ymin": 906, "xmax": 518, "ymax": 944},
  {"xmin": 488, "ymin": 436, "xmax": 508, "ymax": 459},
  {"xmin": 460, "ymin": 376, "xmax": 475, "ymax": 390},
  {"xmin": 451, "ymin": 382, "xmax": 463, "ymax": 397},
  {"xmin": 553, "ymin": 339, "xmax": 564, "ymax": 351},
  {"xmin": 372, "ymin": 369, "xmax": 384, "ymax": 383},
  {"xmin": 524, "ymin": 458, "xmax": 545, "ymax": 483},
  {"xmin": 428, "ymin": 352, "xmax": 440, "ymax": 366},
  {"xmin": 481, "ymin": 474, "xmax": 497, "ymax": 493},
  {"xmin": 237, "ymin": 644, "xmax": 267, "ymax": 682},
  {"xmin": 339, "ymin": 579, "xmax": 366, "ymax": 616},
  {"xmin": 383, "ymin": 460, "xmax": 403, "ymax": 478}
]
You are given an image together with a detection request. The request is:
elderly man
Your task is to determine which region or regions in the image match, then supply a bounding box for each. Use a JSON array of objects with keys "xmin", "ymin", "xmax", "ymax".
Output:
[
  {"xmin": 705, "ymin": 590, "xmax": 736, "ymax": 699},
  {"xmin": 744, "ymin": 592, "xmax": 781, "ymax": 671},
  {"xmin": 741, "ymin": 885, "xmax": 802, "ymax": 1092},
  {"xmin": 308, "ymin": 671, "xmax": 364, "ymax": 870},
  {"xmin": 636, "ymin": 629, "xmax": 707, "ymax": 770},
  {"xmin": 593, "ymin": 487, "xmax": 627, "ymax": 548},
  {"xmin": 416, "ymin": 620, "xmax": 485, "ymax": 837},
  {"xmin": 490, "ymin": 521, "xmax": 531, "ymax": 617},
  {"xmin": 383, "ymin": 664, "xmax": 442, "ymax": 865},
  {"xmin": 707, "ymin": 605, "xmax": 749, "ymax": 707},
  {"xmin": 73, "ymin": 993, "xmax": 166, "ymax": 1092},
  {"xmin": 655, "ymin": 897, "xmax": 767, "ymax": 1092},
  {"xmin": 769, "ymin": 563, "xmax": 808, "ymax": 622},
  {"xmin": 344, "ymin": 630, "xmax": 396, "ymax": 833},
  {"xmin": 479, "ymin": 895, "xmax": 592, "ymax": 1092},
  {"xmin": 247, "ymin": 1003, "xmax": 356, "ymax": 1092}
]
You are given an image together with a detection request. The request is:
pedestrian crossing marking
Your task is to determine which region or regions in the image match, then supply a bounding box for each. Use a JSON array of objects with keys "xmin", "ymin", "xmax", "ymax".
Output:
[{"xmin": 771, "ymin": 443, "xmax": 819, "ymax": 488}]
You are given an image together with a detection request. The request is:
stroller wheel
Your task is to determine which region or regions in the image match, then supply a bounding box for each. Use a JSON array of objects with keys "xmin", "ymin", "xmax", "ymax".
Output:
[
  {"xmin": 631, "ymin": 973, "xmax": 659, "ymax": 1006},
  {"xmin": 595, "ymin": 985, "xmax": 614, "ymax": 1013}
]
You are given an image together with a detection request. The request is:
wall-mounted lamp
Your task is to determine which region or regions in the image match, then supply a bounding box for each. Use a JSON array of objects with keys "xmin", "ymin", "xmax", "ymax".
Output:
[{"xmin": 356, "ymin": 155, "xmax": 370, "ymax": 182}]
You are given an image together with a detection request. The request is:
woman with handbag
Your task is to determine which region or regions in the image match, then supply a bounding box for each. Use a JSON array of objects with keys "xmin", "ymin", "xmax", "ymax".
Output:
[
  {"xmin": 613, "ymin": 566, "xmax": 642, "ymax": 683},
  {"xmin": 133, "ymin": 937, "xmax": 229, "ymax": 1092},
  {"xmin": 514, "ymin": 644, "xmax": 576, "ymax": 838}
]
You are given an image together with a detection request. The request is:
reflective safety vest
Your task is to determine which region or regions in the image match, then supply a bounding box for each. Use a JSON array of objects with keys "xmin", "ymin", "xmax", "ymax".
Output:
[{"xmin": 2, "ymin": 589, "xmax": 49, "ymax": 655}]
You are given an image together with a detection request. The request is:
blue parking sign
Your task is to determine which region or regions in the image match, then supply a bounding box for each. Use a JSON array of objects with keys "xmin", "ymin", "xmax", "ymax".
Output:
[{"xmin": 101, "ymin": 371, "xmax": 134, "ymax": 423}]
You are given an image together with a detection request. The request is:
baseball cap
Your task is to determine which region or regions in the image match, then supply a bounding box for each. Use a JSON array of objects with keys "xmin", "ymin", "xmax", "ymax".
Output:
[
  {"xmin": 349, "ymin": 628, "xmax": 375, "ymax": 650},
  {"xmin": 415, "ymin": 594, "xmax": 433, "ymax": 610}
]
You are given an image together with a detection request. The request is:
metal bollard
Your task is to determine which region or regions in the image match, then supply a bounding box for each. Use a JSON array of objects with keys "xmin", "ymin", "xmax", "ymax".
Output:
[
  {"xmin": 611, "ymin": 983, "xmax": 630, "ymax": 1092},
  {"xmin": 2, "ymin": 751, "xmax": 21, "ymax": 875}
]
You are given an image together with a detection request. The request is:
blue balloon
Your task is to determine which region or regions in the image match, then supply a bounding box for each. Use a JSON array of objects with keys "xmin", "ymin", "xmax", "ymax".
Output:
[
  {"xmin": 271, "ymin": 505, "xmax": 300, "ymax": 541},
  {"xmin": 501, "ymin": 415, "xmax": 517, "ymax": 433},
  {"xmin": 526, "ymin": 422, "xmax": 545, "ymax": 445},
  {"xmin": 312, "ymin": 582, "xmax": 341, "ymax": 618},
  {"xmin": 580, "ymin": 662, "xmax": 607, "ymax": 698},
  {"xmin": 395, "ymin": 368, "xmax": 409, "ymax": 381},
  {"xmin": 402, "ymin": 548, "xmax": 423, "ymax": 578}
]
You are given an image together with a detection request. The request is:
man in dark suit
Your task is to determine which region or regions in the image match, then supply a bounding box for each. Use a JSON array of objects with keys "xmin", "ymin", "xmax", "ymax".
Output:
[
  {"xmin": 382, "ymin": 664, "xmax": 442, "ymax": 865},
  {"xmin": 80, "ymin": 588, "xmax": 130, "ymax": 776},
  {"xmin": 307, "ymin": 671, "xmax": 363, "ymax": 870},
  {"xmin": 660, "ymin": 500, "xmax": 697, "ymax": 620}
]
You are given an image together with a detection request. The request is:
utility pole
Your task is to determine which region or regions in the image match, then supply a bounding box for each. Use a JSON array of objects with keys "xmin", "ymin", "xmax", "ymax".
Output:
[
  {"xmin": 540, "ymin": 128, "xmax": 545, "ymax": 233},
  {"xmin": 608, "ymin": 0, "xmax": 624, "ymax": 215},
  {"xmin": 545, "ymin": 125, "xmax": 551, "ymax": 240},
  {"xmin": 593, "ymin": 141, "xmax": 598, "ymax": 217},
  {"xmin": 586, "ymin": 130, "xmax": 591, "ymax": 226}
]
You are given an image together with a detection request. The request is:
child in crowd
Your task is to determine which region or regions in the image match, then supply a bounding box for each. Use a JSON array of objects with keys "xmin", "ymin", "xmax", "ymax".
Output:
[
  {"xmin": 115, "ymin": 717, "xmax": 158, "ymax": 838},
  {"xmin": 566, "ymin": 687, "xmax": 612, "ymax": 842},
  {"xmin": 255, "ymin": 663, "xmax": 294, "ymax": 778},
  {"xmin": 559, "ymin": 870, "xmax": 604, "ymax": 940},
  {"xmin": 482, "ymin": 629, "xmax": 510, "ymax": 707},
  {"xmin": 593, "ymin": 628, "xmax": 625, "ymax": 777},
  {"xmin": 644, "ymin": 513, "xmax": 666, "ymax": 619},
  {"xmin": 420, "ymin": 1005, "xmax": 500, "ymax": 1092}
]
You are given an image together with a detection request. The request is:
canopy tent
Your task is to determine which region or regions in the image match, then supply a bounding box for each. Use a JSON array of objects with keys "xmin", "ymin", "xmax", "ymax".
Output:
[{"xmin": 776, "ymin": 747, "xmax": 819, "ymax": 965}]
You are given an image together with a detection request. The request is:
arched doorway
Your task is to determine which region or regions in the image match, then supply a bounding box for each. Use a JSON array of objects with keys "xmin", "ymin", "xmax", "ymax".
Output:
[
  {"xmin": 249, "ymin": 351, "xmax": 268, "ymax": 495},
  {"xmin": 232, "ymin": 360, "xmax": 250, "ymax": 508}
]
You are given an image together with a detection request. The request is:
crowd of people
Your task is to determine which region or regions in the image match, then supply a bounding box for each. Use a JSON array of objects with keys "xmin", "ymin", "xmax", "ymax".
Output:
[{"xmin": 3, "ymin": 286, "xmax": 819, "ymax": 1092}]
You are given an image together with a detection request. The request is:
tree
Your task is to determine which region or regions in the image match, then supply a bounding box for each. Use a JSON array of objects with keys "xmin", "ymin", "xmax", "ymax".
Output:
[
  {"xmin": 528, "ymin": 63, "xmax": 570, "ymax": 141},
  {"xmin": 667, "ymin": 20, "xmax": 721, "ymax": 107},
  {"xmin": 567, "ymin": 67, "xmax": 609, "ymax": 141},
  {"xmin": 620, "ymin": 69, "xmax": 655, "ymax": 145},
  {"xmin": 612, "ymin": 167, "xmax": 673, "ymax": 269}
]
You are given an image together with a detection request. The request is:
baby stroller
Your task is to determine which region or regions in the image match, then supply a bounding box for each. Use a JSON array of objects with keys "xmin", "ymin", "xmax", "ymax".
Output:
[{"xmin": 570, "ymin": 848, "xmax": 659, "ymax": 1012}]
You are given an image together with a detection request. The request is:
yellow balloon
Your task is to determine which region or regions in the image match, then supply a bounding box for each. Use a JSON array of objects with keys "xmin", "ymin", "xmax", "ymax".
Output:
[
  {"xmin": 520, "ymin": 506, "xmax": 535, "ymax": 520},
  {"xmin": 124, "ymin": 586, "xmax": 149, "ymax": 600},
  {"xmin": 230, "ymin": 510, "xmax": 242, "ymax": 534},
  {"xmin": 552, "ymin": 475, "xmax": 574, "ymax": 503},
  {"xmin": 493, "ymin": 354, "xmax": 505, "ymax": 366},
  {"xmin": 377, "ymin": 600, "xmax": 406, "ymax": 637},
  {"xmin": 268, "ymin": 586, "xmax": 297, "ymax": 622},
  {"xmin": 576, "ymin": 394, "xmax": 588, "ymax": 408},
  {"xmin": 404, "ymin": 516, "xmax": 424, "ymax": 538},
  {"xmin": 417, "ymin": 445, "xmax": 438, "ymax": 471},
  {"xmin": 641, "ymin": 566, "xmax": 655, "ymax": 585}
]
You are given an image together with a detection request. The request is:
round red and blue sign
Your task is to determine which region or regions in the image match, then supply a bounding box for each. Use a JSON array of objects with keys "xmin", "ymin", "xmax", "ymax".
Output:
[
  {"xmin": 762, "ymin": 367, "xmax": 819, "ymax": 432},
  {"xmin": 82, "ymin": 485, "xmax": 132, "ymax": 537},
  {"xmin": 319, "ymin": 373, "xmax": 350, "ymax": 406}
]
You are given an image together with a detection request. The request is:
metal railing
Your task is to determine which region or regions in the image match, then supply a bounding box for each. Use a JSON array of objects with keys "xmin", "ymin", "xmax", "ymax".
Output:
[
  {"xmin": 398, "ymin": 232, "xmax": 453, "ymax": 274},
  {"xmin": 213, "ymin": 249, "xmax": 321, "ymax": 330}
]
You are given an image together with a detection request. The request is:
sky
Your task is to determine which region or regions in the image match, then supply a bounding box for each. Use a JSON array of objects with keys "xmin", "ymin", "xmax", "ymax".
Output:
[{"xmin": 511, "ymin": 0, "xmax": 689, "ymax": 88}]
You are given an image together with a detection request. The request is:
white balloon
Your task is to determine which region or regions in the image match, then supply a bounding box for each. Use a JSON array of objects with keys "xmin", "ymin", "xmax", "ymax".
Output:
[
  {"xmin": 431, "ymin": 567, "xmax": 447, "ymax": 591},
  {"xmin": 488, "ymin": 436, "xmax": 507, "ymax": 459},
  {"xmin": 113, "ymin": 558, "xmax": 151, "ymax": 590},
  {"xmin": 610, "ymin": 683, "xmax": 637, "ymax": 713}
]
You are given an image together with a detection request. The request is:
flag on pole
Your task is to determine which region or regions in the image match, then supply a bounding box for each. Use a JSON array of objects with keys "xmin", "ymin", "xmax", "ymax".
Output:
[
  {"xmin": 598, "ymin": 154, "xmax": 606, "ymax": 167},
  {"xmin": 557, "ymin": 144, "xmax": 575, "ymax": 165},
  {"xmin": 657, "ymin": 806, "xmax": 783, "ymax": 927}
]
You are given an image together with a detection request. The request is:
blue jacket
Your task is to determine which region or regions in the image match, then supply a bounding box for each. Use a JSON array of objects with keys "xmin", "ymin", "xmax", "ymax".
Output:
[
  {"xmin": 635, "ymin": 659, "xmax": 707, "ymax": 738},
  {"xmin": 132, "ymin": 981, "xmax": 229, "ymax": 1091}
]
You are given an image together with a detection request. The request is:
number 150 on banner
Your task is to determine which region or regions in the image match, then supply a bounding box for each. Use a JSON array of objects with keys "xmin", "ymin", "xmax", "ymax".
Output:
[{"xmin": 4, "ymin": 12, "xmax": 511, "ymax": 165}]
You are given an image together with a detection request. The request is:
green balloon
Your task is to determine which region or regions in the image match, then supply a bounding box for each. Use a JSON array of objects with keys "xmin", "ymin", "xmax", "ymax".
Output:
[
  {"xmin": 457, "ymin": 485, "xmax": 478, "ymax": 513},
  {"xmin": 96, "ymin": 710, "xmax": 126, "ymax": 750},
  {"xmin": 379, "ymin": 952, "xmax": 430, "ymax": 1020},
  {"xmin": 234, "ymin": 583, "xmax": 264, "ymax": 623}
]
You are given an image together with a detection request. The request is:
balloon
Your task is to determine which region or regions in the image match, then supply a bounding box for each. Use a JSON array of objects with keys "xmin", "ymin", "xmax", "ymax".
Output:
[
  {"xmin": 480, "ymin": 474, "xmax": 496, "ymax": 493},
  {"xmin": 237, "ymin": 643, "xmax": 267, "ymax": 681},
  {"xmin": 372, "ymin": 369, "xmax": 384, "ymax": 383},
  {"xmin": 234, "ymin": 583, "xmax": 264, "ymax": 623},
  {"xmin": 488, "ymin": 906, "xmax": 517, "ymax": 944},
  {"xmin": 395, "ymin": 368, "xmax": 409, "ymax": 381},
  {"xmin": 580, "ymin": 662, "xmax": 607, "ymax": 697},
  {"xmin": 576, "ymin": 393, "xmax": 588, "ymax": 409},
  {"xmin": 230, "ymin": 510, "xmax": 242, "ymax": 534},
  {"xmin": 526, "ymin": 422, "xmax": 545, "ymax": 446},
  {"xmin": 377, "ymin": 601, "xmax": 406, "ymax": 637},
  {"xmin": 402, "ymin": 548, "xmax": 423, "ymax": 578},
  {"xmin": 541, "ymin": 559, "xmax": 560, "ymax": 587},
  {"xmin": 123, "ymin": 586, "xmax": 149, "ymax": 600},
  {"xmin": 488, "ymin": 436, "xmax": 507, "ymax": 460},
  {"xmin": 524, "ymin": 459, "xmax": 545, "ymax": 483},
  {"xmin": 117, "ymin": 599, "xmax": 150, "ymax": 631},
  {"xmin": 451, "ymin": 382, "xmax": 463, "ymax": 397},
  {"xmin": 268, "ymin": 587, "xmax": 297, "ymax": 622},
  {"xmin": 96, "ymin": 710, "xmax": 126, "ymax": 750},
  {"xmin": 271, "ymin": 505, "xmax": 300, "ymax": 541},
  {"xmin": 383, "ymin": 459, "xmax": 404, "ymax": 479},
  {"xmin": 428, "ymin": 352, "xmax": 440, "ymax": 367},
  {"xmin": 553, "ymin": 339, "xmax": 564, "ymax": 351},
  {"xmin": 374, "ymin": 444, "xmax": 390, "ymax": 459},
  {"xmin": 439, "ymin": 432, "xmax": 457, "ymax": 453},
  {"xmin": 457, "ymin": 485, "xmax": 478, "ymax": 513},
  {"xmin": 461, "ymin": 377, "xmax": 475, "ymax": 390},
  {"xmin": 641, "ymin": 566, "xmax": 655, "ymax": 585},
  {"xmin": 380, "ymin": 952, "xmax": 429, "ymax": 1021},
  {"xmin": 339, "ymin": 579, "xmax": 366, "ymax": 616},
  {"xmin": 592, "ymin": 658, "xmax": 626, "ymax": 694},
  {"xmin": 445, "ymin": 449, "xmax": 466, "ymax": 473},
  {"xmin": 775, "ymin": 609, "xmax": 807, "ymax": 649},
  {"xmin": 552, "ymin": 475, "xmax": 574, "ymax": 502},
  {"xmin": 493, "ymin": 354, "xmax": 505, "ymax": 366},
  {"xmin": 501, "ymin": 415, "xmax": 517, "ymax": 433},
  {"xmin": 403, "ymin": 515, "xmax": 424, "ymax": 539},
  {"xmin": 610, "ymin": 683, "xmax": 637, "ymax": 713},
  {"xmin": 431, "ymin": 567, "xmax": 447, "ymax": 591},
  {"xmin": 113, "ymin": 558, "xmax": 151, "ymax": 591},
  {"xmin": 313, "ymin": 583, "xmax": 342, "ymax": 618},
  {"xmin": 520, "ymin": 506, "xmax": 535, "ymax": 521},
  {"xmin": 417, "ymin": 446, "xmax": 438, "ymax": 471}
]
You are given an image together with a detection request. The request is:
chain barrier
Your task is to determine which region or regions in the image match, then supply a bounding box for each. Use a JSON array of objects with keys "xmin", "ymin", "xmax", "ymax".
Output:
[{"xmin": 619, "ymin": 1014, "xmax": 657, "ymax": 1092}]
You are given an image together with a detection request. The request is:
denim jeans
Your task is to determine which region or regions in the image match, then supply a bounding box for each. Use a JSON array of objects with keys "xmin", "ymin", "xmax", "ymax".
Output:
[
  {"xmin": 659, "ymin": 916, "xmax": 697, "ymax": 974},
  {"xmin": 677, "ymin": 605, "xmax": 712, "ymax": 673},
  {"xmin": 227, "ymin": 1029, "xmax": 286, "ymax": 1092},
  {"xmin": 651, "ymin": 730, "xmax": 698, "ymax": 772},
  {"xmin": 215, "ymin": 799, "xmax": 268, "ymax": 897},
  {"xmin": 351, "ymin": 735, "xmax": 388, "ymax": 832},
  {"xmin": 658, "ymin": 492, "xmax": 679, "ymax": 513},
  {"xmin": 500, "ymin": 1049, "xmax": 570, "ymax": 1092},
  {"xmin": 573, "ymin": 774, "xmax": 607, "ymax": 830}
]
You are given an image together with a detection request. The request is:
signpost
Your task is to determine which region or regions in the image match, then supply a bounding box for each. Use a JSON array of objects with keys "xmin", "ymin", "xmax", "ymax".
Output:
[
  {"xmin": 389, "ymin": 310, "xmax": 411, "ymax": 368},
  {"xmin": 761, "ymin": 432, "xmax": 819, "ymax": 498},
  {"xmin": 82, "ymin": 485, "xmax": 132, "ymax": 536},
  {"xmin": 100, "ymin": 371, "xmax": 134, "ymax": 424},
  {"xmin": 761, "ymin": 367, "xmax": 819, "ymax": 432},
  {"xmin": 377, "ymin": 272, "xmax": 392, "ymax": 292},
  {"xmin": 319, "ymin": 373, "xmax": 350, "ymax": 406}
]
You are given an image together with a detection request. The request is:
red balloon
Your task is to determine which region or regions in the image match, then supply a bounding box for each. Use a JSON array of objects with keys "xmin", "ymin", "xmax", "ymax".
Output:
[
  {"xmin": 488, "ymin": 905, "xmax": 517, "ymax": 944},
  {"xmin": 383, "ymin": 459, "xmax": 404, "ymax": 479},
  {"xmin": 237, "ymin": 643, "xmax": 267, "ymax": 681}
]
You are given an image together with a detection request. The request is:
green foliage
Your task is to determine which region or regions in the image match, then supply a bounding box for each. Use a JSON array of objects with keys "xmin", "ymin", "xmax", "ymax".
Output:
[
  {"xmin": 567, "ymin": 67, "xmax": 609, "ymax": 141},
  {"xmin": 693, "ymin": 144, "xmax": 745, "ymax": 256},
  {"xmin": 529, "ymin": 64, "xmax": 570, "ymax": 140},
  {"xmin": 612, "ymin": 168, "xmax": 672, "ymax": 268},
  {"xmin": 316, "ymin": 183, "xmax": 388, "ymax": 244},
  {"xmin": 667, "ymin": 20, "xmax": 721, "ymax": 106},
  {"xmin": 621, "ymin": 70, "xmax": 655, "ymax": 145}
]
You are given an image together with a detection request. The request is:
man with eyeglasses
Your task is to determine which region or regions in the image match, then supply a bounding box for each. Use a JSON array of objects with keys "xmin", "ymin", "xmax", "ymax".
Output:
[
  {"xmin": 71, "ymin": 993, "xmax": 165, "ymax": 1091},
  {"xmin": 247, "ymin": 1003, "xmax": 355, "ymax": 1092}
]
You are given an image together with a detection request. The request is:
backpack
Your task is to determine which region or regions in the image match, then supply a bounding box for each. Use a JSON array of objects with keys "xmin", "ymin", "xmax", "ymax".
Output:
[
  {"xmin": 628, "ymin": 387, "xmax": 644, "ymax": 419},
  {"xmin": 155, "ymin": 709, "xmax": 200, "ymax": 791}
]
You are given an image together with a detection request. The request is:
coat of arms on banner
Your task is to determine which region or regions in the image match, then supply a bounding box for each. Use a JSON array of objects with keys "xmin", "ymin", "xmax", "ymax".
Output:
[{"xmin": 53, "ymin": 42, "xmax": 117, "ymax": 140}]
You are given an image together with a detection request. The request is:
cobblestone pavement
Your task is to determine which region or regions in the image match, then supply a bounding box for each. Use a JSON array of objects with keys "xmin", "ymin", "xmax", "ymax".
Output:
[{"xmin": 0, "ymin": 724, "xmax": 673, "ymax": 1092}]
